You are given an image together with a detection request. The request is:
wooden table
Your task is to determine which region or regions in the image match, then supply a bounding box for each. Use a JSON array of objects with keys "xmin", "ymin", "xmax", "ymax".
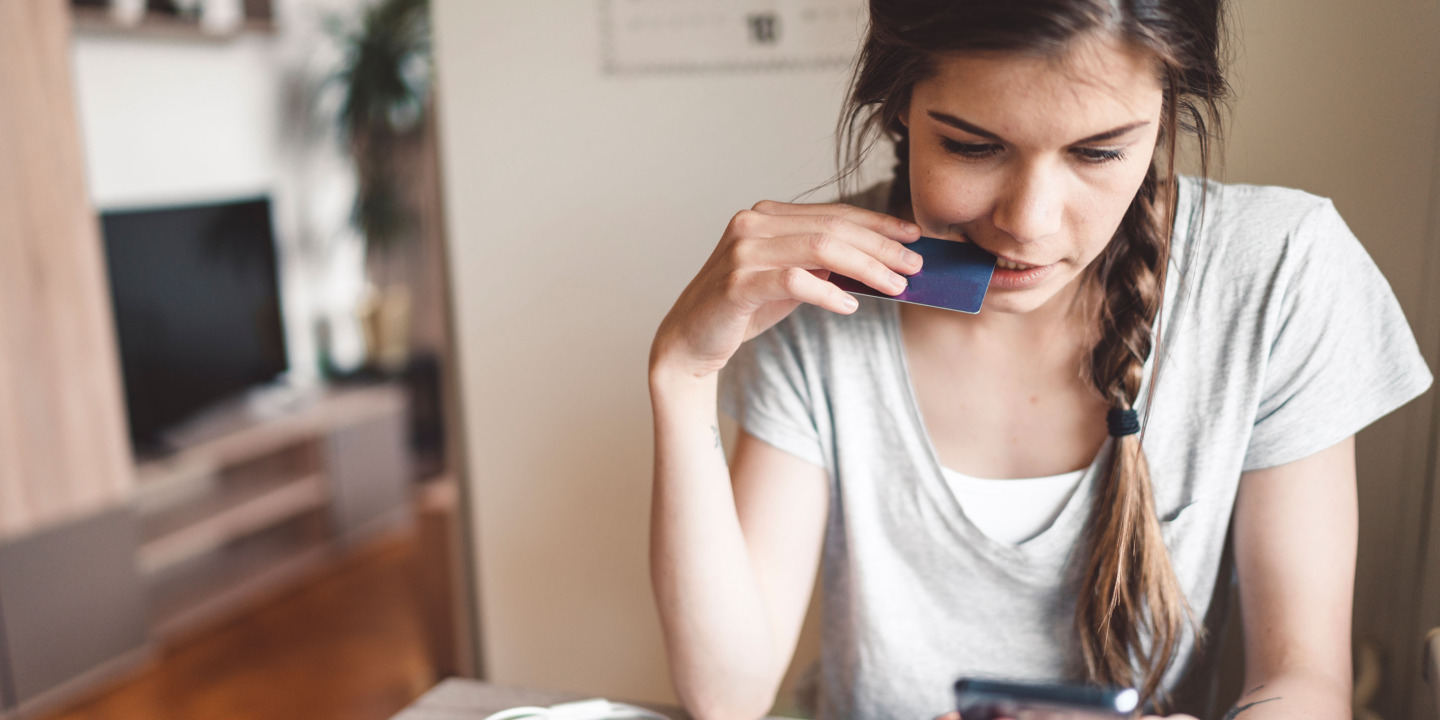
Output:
[{"xmin": 389, "ymin": 679, "xmax": 692, "ymax": 720}]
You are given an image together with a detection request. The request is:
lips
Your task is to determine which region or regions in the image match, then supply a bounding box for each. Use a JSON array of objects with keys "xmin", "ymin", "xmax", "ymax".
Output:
[
  {"xmin": 954, "ymin": 233, "xmax": 1044, "ymax": 271},
  {"xmin": 994, "ymin": 256, "xmax": 1040, "ymax": 271}
]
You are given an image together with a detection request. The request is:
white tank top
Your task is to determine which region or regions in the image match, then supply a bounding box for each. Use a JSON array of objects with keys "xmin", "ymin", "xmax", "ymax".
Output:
[{"xmin": 940, "ymin": 466, "xmax": 1086, "ymax": 545}]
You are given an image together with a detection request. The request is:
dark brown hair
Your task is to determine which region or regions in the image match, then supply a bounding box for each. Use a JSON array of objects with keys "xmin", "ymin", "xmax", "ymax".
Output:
[{"xmin": 836, "ymin": 0, "xmax": 1229, "ymax": 707}]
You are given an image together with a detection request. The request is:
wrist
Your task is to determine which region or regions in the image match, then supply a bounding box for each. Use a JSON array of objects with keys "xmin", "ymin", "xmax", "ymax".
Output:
[
  {"xmin": 649, "ymin": 356, "xmax": 720, "ymax": 403},
  {"xmin": 649, "ymin": 335, "xmax": 725, "ymax": 385}
]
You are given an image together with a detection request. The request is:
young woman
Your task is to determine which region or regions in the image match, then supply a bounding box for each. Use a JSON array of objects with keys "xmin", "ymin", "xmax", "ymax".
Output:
[{"xmin": 648, "ymin": 2, "xmax": 1431, "ymax": 719}]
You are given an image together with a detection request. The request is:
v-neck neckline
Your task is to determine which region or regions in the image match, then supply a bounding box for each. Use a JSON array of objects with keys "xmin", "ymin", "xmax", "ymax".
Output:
[
  {"xmin": 882, "ymin": 299, "xmax": 1110, "ymax": 560},
  {"xmin": 854, "ymin": 175, "xmax": 1196, "ymax": 560}
]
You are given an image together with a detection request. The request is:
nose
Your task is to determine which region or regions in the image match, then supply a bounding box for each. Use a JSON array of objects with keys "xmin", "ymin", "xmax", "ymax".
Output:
[{"xmin": 991, "ymin": 160, "xmax": 1063, "ymax": 244}]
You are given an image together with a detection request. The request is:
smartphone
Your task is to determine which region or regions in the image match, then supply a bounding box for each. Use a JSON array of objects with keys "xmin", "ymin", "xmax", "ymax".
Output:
[{"xmin": 953, "ymin": 678, "xmax": 1139, "ymax": 720}]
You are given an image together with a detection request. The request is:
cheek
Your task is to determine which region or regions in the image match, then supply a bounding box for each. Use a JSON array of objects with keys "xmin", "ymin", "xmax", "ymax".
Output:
[
  {"xmin": 1075, "ymin": 158, "xmax": 1154, "ymax": 253},
  {"xmin": 906, "ymin": 152, "xmax": 996, "ymax": 230}
]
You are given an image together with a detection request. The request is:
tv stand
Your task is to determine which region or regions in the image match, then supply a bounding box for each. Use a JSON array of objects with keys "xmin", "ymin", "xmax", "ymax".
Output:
[{"xmin": 133, "ymin": 383, "xmax": 411, "ymax": 640}]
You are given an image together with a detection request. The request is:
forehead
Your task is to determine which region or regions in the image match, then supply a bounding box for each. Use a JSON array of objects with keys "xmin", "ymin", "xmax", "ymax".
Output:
[{"xmin": 913, "ymin": 33, "xmax": 1163, "ymax": 143}]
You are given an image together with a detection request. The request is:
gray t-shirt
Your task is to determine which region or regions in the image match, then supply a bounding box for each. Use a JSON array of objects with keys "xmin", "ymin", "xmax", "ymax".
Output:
[{"xmin": 719, "ymin": 177, "xmax": 1432, "ymax": 720}]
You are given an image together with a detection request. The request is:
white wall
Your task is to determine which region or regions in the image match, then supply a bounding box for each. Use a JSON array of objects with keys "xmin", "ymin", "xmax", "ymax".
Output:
[
  {"xmin": 70, "ymin": 0, "xmax": 374, "ymax": 386},
  {"xmin": 74, "ymin": 35, "xmax": 279, "ymax": 208},
  {"xmin": 432, "ymin": 0, "xmax": 872, "ymax": 703}
]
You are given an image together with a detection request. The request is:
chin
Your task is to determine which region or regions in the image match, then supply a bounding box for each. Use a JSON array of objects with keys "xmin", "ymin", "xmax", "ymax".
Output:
[
  {"xmin": 978, "ymin": 283, "xmax": 1061, "ymax": 313},
  {"xmin": 981, "ymin": 268, "xmax": 1088, "ymax": 316},
  {"xmin": 981, "ymin": 293, "xmax": 1051, "ymax": 315}
]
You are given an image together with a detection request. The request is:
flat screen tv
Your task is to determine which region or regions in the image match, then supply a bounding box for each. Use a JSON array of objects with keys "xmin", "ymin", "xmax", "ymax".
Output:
[{"xmin": 102, "ymin": 196, "xmax": 288, "ymax": 455}]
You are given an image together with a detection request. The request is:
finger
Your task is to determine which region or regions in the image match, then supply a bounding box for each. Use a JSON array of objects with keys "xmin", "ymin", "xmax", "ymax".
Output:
[
  {"xmin": 731, "ymin": 223, "xmax": 910, "ymax": 293},
  {"xmin": 733, "ymin": 211, "xmax": 924, "ymax": 276},
  {"xmin": 734, "ymin": 266, "xmax": 859, "ymax": 316},
  {"xmin": 751, "ymin": 199, "xmax": 922, "ymax": 244},
  {"xmin": 933, "ymin": 712, "xmax": 961, "ymax": 720},
  {"xmin": 761, "ymin": 231, "xmax": 909, "ymax": 295}
]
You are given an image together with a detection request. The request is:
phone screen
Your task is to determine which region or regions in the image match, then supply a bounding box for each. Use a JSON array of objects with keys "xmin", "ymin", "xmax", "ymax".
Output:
[{"xmin": 953, "ymin": 678, "xmax": 1138, "ymax": 720}]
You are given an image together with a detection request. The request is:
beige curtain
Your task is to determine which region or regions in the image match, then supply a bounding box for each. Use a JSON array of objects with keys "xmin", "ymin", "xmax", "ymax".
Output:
[{"xmin": 0, "ymin": 0, "xmax": 134, "ymax": 540}]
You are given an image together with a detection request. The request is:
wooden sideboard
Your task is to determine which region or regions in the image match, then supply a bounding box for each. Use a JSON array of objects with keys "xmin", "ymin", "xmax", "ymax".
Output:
[
  {"xmin": 133, "ymin": 384, "xmax": 413, "ymax": 640},
  {"xmin": 0, "ymin": 384, "xmax": 415, "ymax": 720}
]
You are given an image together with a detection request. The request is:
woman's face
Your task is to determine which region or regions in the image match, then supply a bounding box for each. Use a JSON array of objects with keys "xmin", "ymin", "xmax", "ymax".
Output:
[{"xmin": 902, "ymin": 33, "xmax": 1165, "ymax": 316}]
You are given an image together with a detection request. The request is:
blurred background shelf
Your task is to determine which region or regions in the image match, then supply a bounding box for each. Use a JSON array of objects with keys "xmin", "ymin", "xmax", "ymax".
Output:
[
  {"xmin": 133, "ymin": 384, "xmax": 414, "ymax": 641},
  {"xmin": 148, "ymin": 512, "xmax": 332, "ymax": 640},
  {"xmin": 138, "ymin": 472, "xmax": 328, "ymax": 575}
]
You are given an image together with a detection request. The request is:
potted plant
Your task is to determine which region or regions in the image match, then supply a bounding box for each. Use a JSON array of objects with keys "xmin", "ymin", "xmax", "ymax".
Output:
[{"xmin": 329, "ymin": 0, "xmax": 431, "ymax": 373}]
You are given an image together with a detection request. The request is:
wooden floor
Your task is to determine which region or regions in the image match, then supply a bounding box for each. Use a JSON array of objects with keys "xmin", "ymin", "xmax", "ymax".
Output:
[{"xmin": 42, "ymin": 534, "xmax": 437, "ymax": 720}]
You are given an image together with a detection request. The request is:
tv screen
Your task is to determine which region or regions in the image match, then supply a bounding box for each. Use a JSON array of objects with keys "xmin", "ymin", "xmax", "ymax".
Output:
[{"xmin": 102, "ymin": 197, "xmax": 288, "ymax": 454}]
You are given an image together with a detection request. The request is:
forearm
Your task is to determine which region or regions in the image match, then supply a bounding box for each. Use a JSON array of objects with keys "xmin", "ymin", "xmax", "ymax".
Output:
[
  {"xmin": 1218, "ymin": 669, "xmax": 1351, "ymax": 720},
  {"xmin": 1225, "ymin": 443, "xmax": 1357, "ymax": 720},
  {"xmin": 648, "ymin": 365, "xmax": 783, "ymax": 720}
]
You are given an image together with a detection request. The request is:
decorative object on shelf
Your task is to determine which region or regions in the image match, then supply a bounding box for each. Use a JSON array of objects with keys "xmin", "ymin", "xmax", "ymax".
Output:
[
  {"xmin": 148, "ymin": 0, "xmax": 200, "ymax": 20},
  {"xmin": 114, "ymin": 0, "xmax": 143, "ymax": 25},
  {"xmin": 70, "ymin": 0, "xmax": 273, "ymax": 37},
  {"xmin": 358, "ymin": 283, "xmax": 413, "ymax": 375},
  {"xmin": 199, "ymin": 0, "xmax": 243, "ymax": 34}
]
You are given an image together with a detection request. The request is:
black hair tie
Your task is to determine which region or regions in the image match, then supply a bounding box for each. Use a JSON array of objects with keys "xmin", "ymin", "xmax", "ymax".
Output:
[{"xmin": 1107, "ymin": 408, "xmax": 1140, "ymax": 437}]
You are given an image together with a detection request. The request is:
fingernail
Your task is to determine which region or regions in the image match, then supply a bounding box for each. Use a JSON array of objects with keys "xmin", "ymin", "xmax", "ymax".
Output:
[
  {"xmin": 904, "ymin": 250, "xmax": 923, "ymax": 267},
  {"xmin": 842, "ymin": 294, "xmax": 859, "ymax": 311},
  {"xmin": 891, "ymin": 273, "xmax": 908, "ymax": 291}
]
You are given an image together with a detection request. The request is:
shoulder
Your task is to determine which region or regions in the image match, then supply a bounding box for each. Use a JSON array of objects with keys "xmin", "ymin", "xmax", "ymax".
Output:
[
  {"xmin": 1166, "ymin": 180, "xmax": 1431, "ymax": 471},
  {"xmin": 1180, "ymin": 177, "xmax": 1332, "ymax": 231},
  {"xmin": 1173, "ymin": 177, "xmax": 1366, "ymax": 297},
  {"xmin": 1177, "ymin": 177, "xmax": 1343, "ymax": 260}
]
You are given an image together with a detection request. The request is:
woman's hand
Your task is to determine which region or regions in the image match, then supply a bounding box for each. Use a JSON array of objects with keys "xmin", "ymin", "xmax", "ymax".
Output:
[{"xmin": 651, "ymin": 200, "xmax": 922, "ymax": 379}]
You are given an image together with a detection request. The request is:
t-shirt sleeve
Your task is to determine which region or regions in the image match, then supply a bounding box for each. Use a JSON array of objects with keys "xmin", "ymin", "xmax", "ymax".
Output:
[
  {"xmin": 1242, "ymin": 199, "xmax": 1433, "ymax": 471},
  {"xmin": 718, "ymin": 320, "xmax": 828, "ymax": 469}
]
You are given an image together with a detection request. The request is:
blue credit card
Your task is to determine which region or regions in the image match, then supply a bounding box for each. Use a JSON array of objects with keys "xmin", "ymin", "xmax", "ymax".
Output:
[{"xmin": 831, "ymin": 237, "xmax": 996, "ymax": 314}]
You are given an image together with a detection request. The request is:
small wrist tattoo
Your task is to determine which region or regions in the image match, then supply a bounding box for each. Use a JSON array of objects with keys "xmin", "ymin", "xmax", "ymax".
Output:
[{"xmin": 1222, "ymin": 696, "xmax": 1280, "ymax": 720}]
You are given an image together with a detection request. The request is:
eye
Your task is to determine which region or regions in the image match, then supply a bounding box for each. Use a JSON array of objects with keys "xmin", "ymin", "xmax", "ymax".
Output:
[
  {"xmin": 1072, "ymin": 146, "xmax": 1126, "ymax": 164},
  {"xmin": 940, "ymin": 137, "xmax": 1003, "ymax": 160}
]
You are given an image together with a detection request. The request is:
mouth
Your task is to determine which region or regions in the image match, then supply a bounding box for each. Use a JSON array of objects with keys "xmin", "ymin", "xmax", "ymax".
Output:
[
  {"xmin": 947, "ymin": 231, "xmax": 1056, "ymax": 292},
  {"xmin": 994, "ymin": 256, "xmax": 1041, "ymax": 271},
  {"xmin": 980, "ymin": 245, "xmax": 1056, "ymax": 291},
  {"xmin": 953, "ymin": 233, "xmax": 1043, "ymax": 270}
]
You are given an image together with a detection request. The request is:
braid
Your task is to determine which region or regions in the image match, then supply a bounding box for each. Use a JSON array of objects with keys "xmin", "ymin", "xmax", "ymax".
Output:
[
  {"xmin": 1088, "ymin": 165, "xmax": 1163, "ymax": 408},
  {"xmin": 1074, "ymin": 157, "xmax": 1194, "ymax": 707}
]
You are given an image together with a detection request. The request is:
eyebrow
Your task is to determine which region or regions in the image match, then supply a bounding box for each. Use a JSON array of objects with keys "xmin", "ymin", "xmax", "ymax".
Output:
[{"xmin": 926, "ymin": 110, "xmax": 1150, "ymax": 145}]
